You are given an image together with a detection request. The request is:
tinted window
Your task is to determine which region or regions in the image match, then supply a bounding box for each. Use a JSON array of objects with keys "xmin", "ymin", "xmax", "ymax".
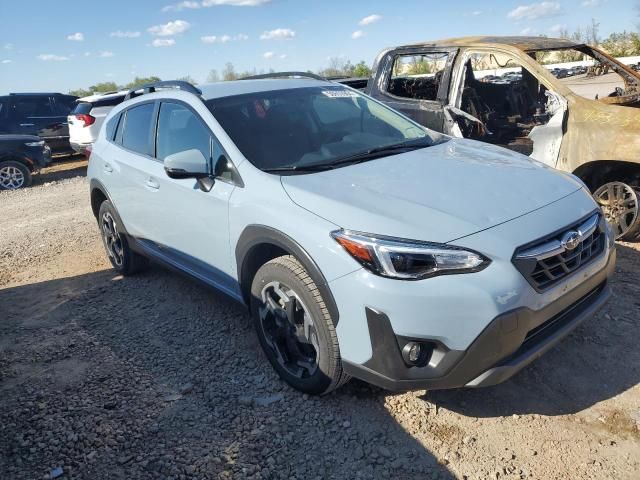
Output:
[
  {"xmin": 12, "ymin": 96, "xmax": 54, "ymax": 118},
  {"xmin": 156, "ymin": 102, "xmax": 211, "ymax": 162},
  {"xmin": 71, "ymin": 102, "xmax": 93, "ymax": 115},
  {"xmin": 52, "ymin": 95, "xmax": 77, "ymax": 115},
  {"xmin": 121, "ymin": 103, "xmax": 155, "ymax": 155},
  {"xmin": 0, "ymin": 97, "xmax": 7, "ymax": 121},
  {"xmin": 105, "ymin": 113, "xmax": 121, "ymax": 141}
]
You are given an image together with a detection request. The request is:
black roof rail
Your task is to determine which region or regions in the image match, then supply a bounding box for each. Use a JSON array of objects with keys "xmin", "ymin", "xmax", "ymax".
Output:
[
  {"xmin": 10, "ymin": 92, "xmax": 65, "ymax": 96},
  {"xmin": 240, "ymin": 71, "xmax": 327, "ymax": 81},
  {"xmin": 124, "ymin": 80, "xmax": 202, "ymax": 100}
]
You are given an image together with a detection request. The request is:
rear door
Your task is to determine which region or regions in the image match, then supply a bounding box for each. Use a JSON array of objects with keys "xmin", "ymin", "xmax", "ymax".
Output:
[
  {"xmin": 367, "ymin": 47, "xmax": 458, "ymax": 132},
  {"xmin": 104, "ymin": 101, "xmax": 160, "ymax": 239},
  {"xmin": 7, "ymin": 95, "xmax": 75, "ymax": 155}
]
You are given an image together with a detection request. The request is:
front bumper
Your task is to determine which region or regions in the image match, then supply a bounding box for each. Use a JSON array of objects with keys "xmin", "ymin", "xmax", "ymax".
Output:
[{"xmin": 341, "ymin": 247, "xmax": 615, "ymax": 391}]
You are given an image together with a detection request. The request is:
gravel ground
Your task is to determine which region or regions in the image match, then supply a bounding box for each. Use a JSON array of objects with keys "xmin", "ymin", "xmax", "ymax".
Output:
[{"xmin": 1, "ymin": 161, "xmax": 639, "ymax": 480}]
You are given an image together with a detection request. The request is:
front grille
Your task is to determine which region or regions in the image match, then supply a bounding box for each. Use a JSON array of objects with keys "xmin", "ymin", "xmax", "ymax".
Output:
[{"xmin": 513, "ymin": 212, "xmax": 606, "ymax": 291}]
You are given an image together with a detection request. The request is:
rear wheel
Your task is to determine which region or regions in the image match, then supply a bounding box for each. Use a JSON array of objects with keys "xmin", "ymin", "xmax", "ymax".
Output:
[
  {"xmin": 250, "ymin": 255, "xmax": 349, "ymax": 395},
  {"xmin": 98, "ymin": 200, "xmax": 148, "ymax": 275},
  {"xmin": 0, "ymin": 160, "xmax": 31, "ymax": 190},
  {"xmin": 593, "ymin": 181, "xmax": 640, "ymax": 241}
]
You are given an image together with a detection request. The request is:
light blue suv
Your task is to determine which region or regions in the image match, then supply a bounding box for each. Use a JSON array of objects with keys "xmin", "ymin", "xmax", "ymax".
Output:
[{"xmin": 88, "ymin": 77, "xmax": 616, "ymax": 395}]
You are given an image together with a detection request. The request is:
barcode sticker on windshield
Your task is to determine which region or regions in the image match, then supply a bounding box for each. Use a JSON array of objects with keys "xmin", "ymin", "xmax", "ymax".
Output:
[{"xmin": 321, "ymin": 90, "xmax": 359, "ymax": 98}]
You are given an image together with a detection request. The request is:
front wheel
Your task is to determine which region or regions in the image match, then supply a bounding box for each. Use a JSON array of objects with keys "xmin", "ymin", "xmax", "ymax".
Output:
[
  {"xmin": 250, "ymin": 255, "xmax": 350, "ymax": 395},
  {"xmin": 593, "ymin": 181, "xmax": 640, "ymax": 241}
]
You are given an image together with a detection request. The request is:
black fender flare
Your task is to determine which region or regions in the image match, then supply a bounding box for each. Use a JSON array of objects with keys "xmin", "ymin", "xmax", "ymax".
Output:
[{"xmin": 235, "ymin": 225, "xmax": 340, "ymax": 325}]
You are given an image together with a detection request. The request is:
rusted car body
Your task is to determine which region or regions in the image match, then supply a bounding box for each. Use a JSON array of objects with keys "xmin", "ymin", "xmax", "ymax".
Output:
[{"xmin": 344, "ymin": 36, "xmax": 640, "ymax": 240}]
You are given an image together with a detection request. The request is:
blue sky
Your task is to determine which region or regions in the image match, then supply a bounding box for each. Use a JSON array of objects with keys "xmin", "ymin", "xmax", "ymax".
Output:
[{"xmin": 0, "ymin": 0, "xmax": 635, "ymax": 93}]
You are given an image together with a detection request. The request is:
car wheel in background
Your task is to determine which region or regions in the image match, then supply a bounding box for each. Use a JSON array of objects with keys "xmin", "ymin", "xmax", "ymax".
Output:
[
  {"xmin": 250, "ymin": 255, "xmax": 350, "ymax": 395},
  {"xmin": 0, "ymin": 160, "xmax": 32, "ymax": 190},
  {"xmin": 97, "ymin": 200, "xmax": 148, "ymax": 275},
  {"xmin": 594, "ymin": 181, "xmax": 640, "ymax": 241}
]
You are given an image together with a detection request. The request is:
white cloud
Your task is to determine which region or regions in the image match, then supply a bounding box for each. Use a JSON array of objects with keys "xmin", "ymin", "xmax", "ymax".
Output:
[
  {"xmin": 581, "ymin": 0, "xmax": 604, "ymax": 5},
  {"xmin": 84, "ymin": 51, "xmax": 91, "ymax": 57},
  {"xmin": 470, "ymin": 10, "xmax": 482, "ymax": 16},
  {"xmin": 508, "ymin": 2, "xmax": 562, "ymax": 21},
  {"xmin": 201, "ymin": 33, "xmax": 247, "ymax": 43},
  {"xmin": 1, "ymin": 59, "xmax": 12, "ymax": 64},
  {"xmin": 279, "ymin": 54, "xmax": 287, "ymax": 59},
  {"xmin": 151, "ymin": 38, "xmax": 176, "ymax": 47},
  {"xmin": 260, "ymin": 28, "xmax": 295, "ymax": 40},
  {"xmin": 4, "ymin": 43, "xmax": 13, "ymax": 50},
  {"xmin": 110, "ymin": 30, "xmax": 141, "ymax": 38},
  {"xmin": 358, "ymin": 14, "xmax": 382, "ymax": 26},
  {"xmin": 263, "ymin": 51, "xmax": 275, "ymax": 59},
  {"xmin": 67, "ymin": 32, "xmax": 84, "ymax": 41},
  {"xmin": 99, "ymin": 51, "xmax": 115, "ymax": 58},
  {"xmin": 148, "ymin": 20, "xmax": 191, "ymax": 36},
  {"xmin": 351, "ymin": 30, "xmax": 365, "ymax": 39},
  {"xmin": 162, "ymin": 0, "xmax": 270, "ymax": 11},
  {"xmin": 37, "ymin": 54, "xmax": 69, "ymax": 61}
]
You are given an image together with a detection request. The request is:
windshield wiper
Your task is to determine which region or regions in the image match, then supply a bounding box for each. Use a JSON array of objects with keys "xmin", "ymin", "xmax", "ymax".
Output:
[
  {"xmin": 263, "ymin": 138, "xmax": 432, "ymax": 174},
  {"xmin": 323, "ymin": 138, "xmax": 432, "ymax": 167}
]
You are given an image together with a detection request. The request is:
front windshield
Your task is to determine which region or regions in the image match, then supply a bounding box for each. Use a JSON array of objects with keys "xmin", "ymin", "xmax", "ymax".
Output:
[{"xmin": 206, "ymin": 85, "xmax": 436, "ymax": 173}]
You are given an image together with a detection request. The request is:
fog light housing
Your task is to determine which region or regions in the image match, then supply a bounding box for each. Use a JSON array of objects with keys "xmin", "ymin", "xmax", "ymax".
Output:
[{"xmin": 401, "ymin": 341, "xmax": 431, "ymax": 367}]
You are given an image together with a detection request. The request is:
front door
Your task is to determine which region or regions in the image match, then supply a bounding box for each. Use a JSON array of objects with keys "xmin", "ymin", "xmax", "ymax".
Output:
[{"xmin": 147, "ymin": 100, "xmax": 239, "ymax": 297}]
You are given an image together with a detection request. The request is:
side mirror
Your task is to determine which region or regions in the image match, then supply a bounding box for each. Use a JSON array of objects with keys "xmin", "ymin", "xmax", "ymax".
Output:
[{"xmin": 164, "ymin": 149, "xmax": 210, "ymax": 180}]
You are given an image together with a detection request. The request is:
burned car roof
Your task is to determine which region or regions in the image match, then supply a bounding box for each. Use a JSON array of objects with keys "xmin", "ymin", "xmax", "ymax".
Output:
[{"xmin": 404, "ymin": 36, "xmax": 581, "ymax": 52}]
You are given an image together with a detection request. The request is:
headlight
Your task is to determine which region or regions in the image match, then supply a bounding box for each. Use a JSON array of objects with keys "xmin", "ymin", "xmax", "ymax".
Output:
[
  {"xmin": 331, "ymin": 230, "xmax": 490, "ymax": 280},
  {"xmin": 25, "ymin": 140, "xmax": 45, "ymax": 147}
]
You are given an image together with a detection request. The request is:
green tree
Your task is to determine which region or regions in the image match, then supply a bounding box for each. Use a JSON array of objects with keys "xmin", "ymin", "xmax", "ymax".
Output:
[
  {"xmin": 124, "ymin": 76, "xmax": 161, "ymax": 89},
  {"xmin": 69, "ymin": 88, "xmax": 93, "ymax": 97},
  {"xmin": 88, "ymin": 81, "xmax": 118, "ymax": 93},
  {"xmin": 352, "ymin": 61, "xmax": 372, "ymax": 78}
]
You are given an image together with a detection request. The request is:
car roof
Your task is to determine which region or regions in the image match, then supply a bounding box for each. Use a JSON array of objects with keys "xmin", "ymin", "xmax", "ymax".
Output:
[
  {"xmin": 78, "ymin": 90, "xmax": 128, "ymax": 102},
  {"xmin": 403, "ymin": 36, "xmax": 582, "ymax": 52},
  {"xmin": 198, "ymin": 78, "xmax": 332, "ymax": 100}
]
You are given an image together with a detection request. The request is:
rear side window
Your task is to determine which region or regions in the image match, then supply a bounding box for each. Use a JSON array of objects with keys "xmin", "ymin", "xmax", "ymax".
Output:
[
  {"xmin": 12, "ymin": 96, "xmax": 54, "ymax": 118},
  {"xmin": 389, "ymin": 52, "xmax": 451, "ymax": 101},
  {"xmin": 0, "ymin": 97, "xmax": 7, "ymax": 121},
  {"xmin": 53, "ymin": 95, "xmax": 77, "ymax": 115},
  {"xmin": 121, "ymin": 103, "xmax": 155, "ymax": 155},
  {"xmin": 156, "ymin": 102, "xmax": 211, "ymax": 162},
  {"xmin": 71, "ymin": 102, "xmax": 93, "ymax": 115},
  {"xmin": 105, "ymin": 113, "xmax": 121, "ymax": 141}
]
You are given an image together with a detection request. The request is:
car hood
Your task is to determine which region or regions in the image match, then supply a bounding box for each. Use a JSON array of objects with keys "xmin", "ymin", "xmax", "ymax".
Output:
[{"xmin": 281, "ymin": 138, "xmax": 584, "ymax": 243}]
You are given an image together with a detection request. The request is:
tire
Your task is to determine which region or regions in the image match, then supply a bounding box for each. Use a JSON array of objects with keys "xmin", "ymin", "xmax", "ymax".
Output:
[
  {"xmin": 97, "ymin": 200, "xmax": 148, "ymax": 275},
  {"xmin": 0, "ymin": 160, "xmax": 32, "ymax": 190},
  {"xmin": 593, "ymin": 181, "xmax": 640, "ymax": 242},
  {"xmin": 250, "ymin": 255, "xmax": 350, "ymax": 395}
]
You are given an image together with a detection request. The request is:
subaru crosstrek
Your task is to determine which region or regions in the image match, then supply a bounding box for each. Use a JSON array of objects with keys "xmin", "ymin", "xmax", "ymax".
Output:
[{"xmin": 88, "ymin": 78, "xmax": 616, "ymax": 394}]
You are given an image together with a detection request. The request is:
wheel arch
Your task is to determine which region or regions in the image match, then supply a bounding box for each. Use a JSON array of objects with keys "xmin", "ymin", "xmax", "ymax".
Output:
[
  {"xmin": 0, "ymin": 153, "xmax": 35, "ymax": 171},
  {"xmin": 235, "ymin": 225, "xmax": 340, "ymax": 324},
  {"xmin": 572, "ymin": 160, "xmax": 640, "ymax": 191},
  {"xmin": 90, "ymin": 179, "xmax": 111, "ymax": 219}
]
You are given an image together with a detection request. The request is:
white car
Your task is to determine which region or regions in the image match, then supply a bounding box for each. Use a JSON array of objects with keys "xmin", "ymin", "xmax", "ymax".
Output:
[{"xmin": 68, "ymin": 91, "xmax": 127, "ymax": 154}]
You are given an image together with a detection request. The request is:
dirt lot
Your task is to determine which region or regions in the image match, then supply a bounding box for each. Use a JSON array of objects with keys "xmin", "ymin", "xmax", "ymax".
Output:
[{"xmin": 1, "ymin": 160, "xmax": 639, "ymax": 480}]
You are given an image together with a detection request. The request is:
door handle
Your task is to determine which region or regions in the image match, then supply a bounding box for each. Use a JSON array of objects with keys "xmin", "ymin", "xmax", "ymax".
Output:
[
  {"xmin": 19, "ymin": 123, "xmax": 35, "ymax": 127},
  {"xmin": 103, "ymin": 163, "xmax": 113, "ymax": 173},
  {"xmin": 145, "ymin": 178, "xmax": 160, "ymax": 190}
]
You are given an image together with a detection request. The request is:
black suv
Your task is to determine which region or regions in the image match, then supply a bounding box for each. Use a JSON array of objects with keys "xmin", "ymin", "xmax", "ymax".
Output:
[
  {"xmin": 0, "ymin": 134, "xmax": 51, "ymax": 190},
  {"xmin": 0, "ymin": 93, "xmax": 77, "ymax": 156}
]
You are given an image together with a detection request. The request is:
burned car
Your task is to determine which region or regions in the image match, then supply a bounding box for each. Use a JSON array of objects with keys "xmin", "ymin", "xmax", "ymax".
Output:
[{"xmin": 341, "ymin": 36, "xmax": 640, "ymax": 240}]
